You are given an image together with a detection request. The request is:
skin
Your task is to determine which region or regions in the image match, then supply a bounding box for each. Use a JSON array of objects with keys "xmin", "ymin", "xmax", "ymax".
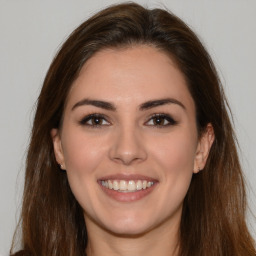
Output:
[{"xmin": 52, "ymin": 45, "xmax": 214, "ymax": 256}]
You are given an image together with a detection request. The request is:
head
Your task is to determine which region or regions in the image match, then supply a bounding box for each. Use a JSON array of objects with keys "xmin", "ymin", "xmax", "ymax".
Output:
[{"xmin": 16, "ymin": 2, "xmax": 253, "ymax": 256}]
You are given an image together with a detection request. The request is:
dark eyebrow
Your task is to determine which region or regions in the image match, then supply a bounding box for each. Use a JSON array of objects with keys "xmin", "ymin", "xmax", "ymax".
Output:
[
  {"xmin": 72, "ymin": 98, "xmax": 185, "ymax": 111},
  {"xmin": 139, "ymin": 98, "xmax": 186, "ymax": 111},
  {"xmin": 72, "ymin": 99, "xmax": 116, "ymax": 111}
]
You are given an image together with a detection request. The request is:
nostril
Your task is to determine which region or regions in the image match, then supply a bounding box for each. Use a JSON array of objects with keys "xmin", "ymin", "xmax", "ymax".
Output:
[
  {"xmin": 112, "ymin": 154, "xmax": 143, "ymax": 166},
  {"xmin": 108, "ymin": 129, "xmax": 147, "ymax": 165},
  {"xmin": 109, "ymin": 144, "xmax": 147, "ymax": 165}
]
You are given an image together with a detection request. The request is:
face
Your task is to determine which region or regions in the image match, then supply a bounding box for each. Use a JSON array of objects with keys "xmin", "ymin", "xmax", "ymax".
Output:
[{"xmin": 52, "ymin": 45, "xmax": 213, "ymax": 236}]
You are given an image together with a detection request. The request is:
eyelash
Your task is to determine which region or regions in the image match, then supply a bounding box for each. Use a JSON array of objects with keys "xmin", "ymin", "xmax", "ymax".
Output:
[
  {"xmin": 79, "ymin": 113, "xmax": 177, "ymax": 128},
  {"xmin": 145, "ymin": 113, "xmax": 177, "ymax": 127},
  {"xmin": 79, "ymin": 114, "xmax": 110, "ymax": 127}
]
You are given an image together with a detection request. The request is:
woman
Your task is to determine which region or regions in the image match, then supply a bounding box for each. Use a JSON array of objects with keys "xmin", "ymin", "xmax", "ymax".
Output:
[{"xmin": 10, "ymin": 2, "xmax": 255, "ymax": 256}]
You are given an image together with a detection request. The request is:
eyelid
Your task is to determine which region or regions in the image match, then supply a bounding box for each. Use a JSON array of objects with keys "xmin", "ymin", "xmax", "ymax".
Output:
[
  {"xmin": 79, "ymin": 113, "xmax": 111, "ymax": 126},
  {"xmin": 145, "ymin": 113, "xmax": 177, "ymax": 127},
  {"xmin": 78, "ymin": 112, "xmax": 177, "ymax": 128}
]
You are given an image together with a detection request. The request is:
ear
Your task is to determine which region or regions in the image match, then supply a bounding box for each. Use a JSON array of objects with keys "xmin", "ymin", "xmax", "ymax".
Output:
[
  {"xmin": 51, "ymin": 128, "xmax": 66, "ymax": 170},
  {"xmin": 193, "ymin": 123, "xmax": 215, "ymax": 173}
]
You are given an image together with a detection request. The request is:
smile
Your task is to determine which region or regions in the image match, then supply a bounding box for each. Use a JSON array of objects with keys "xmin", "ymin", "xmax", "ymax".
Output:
[
  {"xmin": 101, "ymin": 180, "xmax": 155, "ymax": 192},
  {"xmin": 98, "ymin": 176, "xmax": 158, "ymax": 202}
]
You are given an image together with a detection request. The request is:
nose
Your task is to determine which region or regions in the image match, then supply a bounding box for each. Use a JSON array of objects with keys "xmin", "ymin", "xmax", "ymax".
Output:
[{"xmin": 108, "ymin": 125, "xmax": 147, "ymax": 165}]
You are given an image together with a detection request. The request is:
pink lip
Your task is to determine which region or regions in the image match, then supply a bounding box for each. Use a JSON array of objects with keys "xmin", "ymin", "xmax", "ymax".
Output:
[{"xmin": 97, "ymin": 174, "xmax": 158, "ymax": 202}]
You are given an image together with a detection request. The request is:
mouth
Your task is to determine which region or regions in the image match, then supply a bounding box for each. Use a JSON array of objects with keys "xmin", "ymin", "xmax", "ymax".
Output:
[
  {"xmin": 100, "ymin": 179, "xmax": 154, "ymax": 192},
  {"xmin": 98, "ymin": 175, "xmax": 158, "ymax": 202}
]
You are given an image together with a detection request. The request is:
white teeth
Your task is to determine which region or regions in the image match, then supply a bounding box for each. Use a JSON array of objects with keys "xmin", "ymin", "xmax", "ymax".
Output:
[
  {"xmin": 136, "ymin": 180, "xmax": 142, "ymax": 190},
  {"xmin": 127, "ymin": 180, "xmax": 136, "ymax": 191},
  {"xmin": 101, "ymin": 179, "xmax": 155, "ymax": 192},
  {"xmin": 101, "ymin": 180, "xmax": 109, "ymax": 188},
  {"xmin": 142, "ymin": 180, "xmax": 147, "ymax": 189},
  {"xmin": 108, "ymin": 180, "xmax": 113, "ymax": 189},
  {"xmin": 113, "ymin": 180, "xmax": 119, "ymax": 190},
  {"xmin": 119, "ymin": 180, "xmax": 127, "ymax": 191},
  {"xmin": 147, "ymin": 181, "xmax": 153, "ymax": 188}
]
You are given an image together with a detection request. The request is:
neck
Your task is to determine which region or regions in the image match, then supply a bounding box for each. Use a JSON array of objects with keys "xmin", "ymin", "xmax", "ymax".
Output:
[{"xmin": 85, "ymin": 217, "xmax": 180, "ymax": 256}]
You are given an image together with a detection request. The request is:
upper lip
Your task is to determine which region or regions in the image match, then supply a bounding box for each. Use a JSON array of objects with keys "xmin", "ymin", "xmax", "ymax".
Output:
[{"xmin": 98, "ymin": 173, "xmax": 158, "ymax": 182}]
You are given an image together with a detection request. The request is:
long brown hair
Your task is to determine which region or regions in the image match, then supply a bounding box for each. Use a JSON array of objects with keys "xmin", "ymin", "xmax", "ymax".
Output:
[{"xmin": 11, "ymin": 2, "xmax": 255, "ymax": 255}]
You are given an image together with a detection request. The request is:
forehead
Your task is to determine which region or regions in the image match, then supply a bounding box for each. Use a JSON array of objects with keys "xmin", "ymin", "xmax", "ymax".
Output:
[{"xmin": 66, "ymin": 45, "xmax": 195, "ymax": 111}]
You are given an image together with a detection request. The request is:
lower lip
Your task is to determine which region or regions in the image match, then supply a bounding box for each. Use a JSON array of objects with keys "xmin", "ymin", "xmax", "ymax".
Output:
[{"xmin": 99, "ymin": 182, "xmax": 157, "ymax": 202}]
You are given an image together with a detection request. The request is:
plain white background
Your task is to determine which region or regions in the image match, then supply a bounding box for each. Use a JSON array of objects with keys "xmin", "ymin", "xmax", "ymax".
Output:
[{"xmin": 0, "ymin": 0, "xmax": 255, "ymax": 254}]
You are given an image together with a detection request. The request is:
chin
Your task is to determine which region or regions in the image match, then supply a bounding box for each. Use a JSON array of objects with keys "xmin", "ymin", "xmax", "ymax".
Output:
[
  {"xmin": 105, "ymin": 223, "xmax": 153, "ymax": 237},
  {"xmin": 98, "ymin": 212, "xmax": 158, "ymax": 237}
]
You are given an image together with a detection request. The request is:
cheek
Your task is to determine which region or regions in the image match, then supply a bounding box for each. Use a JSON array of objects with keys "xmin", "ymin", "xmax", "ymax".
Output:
[
  {"xmin": 148, "ymin": 131, "xmax": 196, "ymax": 216},
  {"xmin": 151, "ymin": 128, "xmax": 197, "ymax": 197},
  {"xmin": 62, "ymin": 131, "xmax": 105, "ymax": 174},
  {"xmin": 152, "ymin": 129, "xmax": 197, "ymax": 173},
  {"xmin": 61, "ymin": 131, "xmax": 107, "ymax": 208}
]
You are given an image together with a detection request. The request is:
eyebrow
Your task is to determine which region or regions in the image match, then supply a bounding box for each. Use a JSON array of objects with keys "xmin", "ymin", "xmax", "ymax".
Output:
[
  {"xmin": 71, "ymin": 98, "xmax": 185, "ymax": 111},
  {"xmin": 139, "ymin": 98, "xmax": 186, "ymax": 111},
  {"xmin": 72, "ymin": 99, "xmax": 116, "ymax": 111}
]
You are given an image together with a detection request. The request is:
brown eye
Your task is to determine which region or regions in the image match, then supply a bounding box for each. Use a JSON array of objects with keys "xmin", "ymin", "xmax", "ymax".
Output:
[
  {"xmin": 91, "ymin": 116, "xmax": 103, "ymax": 125},
  {"xmin": 146, "ymin": 114, "xmax": 177, "ymax": 127},
  {"xmin": 152, "ymin": 116, "xmax": 167, "ymax": 125},
  {"xmin": 79, "ymin": 114, "xmax": 110, "ymax": 126}
]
